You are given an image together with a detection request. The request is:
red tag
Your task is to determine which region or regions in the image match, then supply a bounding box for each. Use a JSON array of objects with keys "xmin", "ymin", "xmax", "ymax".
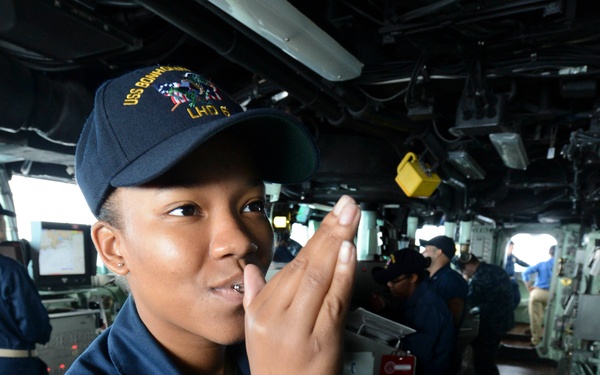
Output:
[{"xmin": 379, "ymin": 355, "xmax": 416, "ymax": 375}]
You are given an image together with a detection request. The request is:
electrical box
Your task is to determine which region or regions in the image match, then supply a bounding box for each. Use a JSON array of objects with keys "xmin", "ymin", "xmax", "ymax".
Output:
[
  {"xmin": 574, "ymin": 295, "xmax": 600, "ymax": 341},
  {"xmin": 38, "ymin": 310, "xmax": 99, "ymax": 374},
  {"xmin": 395, "ymin": 152, "xmax": 441, "ymax": 198},
  {"xmin": 344, "ymin": 308, "xmax": 416, "ymax": 375}
]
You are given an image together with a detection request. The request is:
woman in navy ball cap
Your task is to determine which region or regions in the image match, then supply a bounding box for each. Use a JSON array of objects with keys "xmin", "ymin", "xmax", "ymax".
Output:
[
  {"xmin": 371, "ymin": 248, "xmax": 454, "ymax": 375},
  {"xmin": 68, "ymin": 65, "xmax": 361, "ymax": 374}
]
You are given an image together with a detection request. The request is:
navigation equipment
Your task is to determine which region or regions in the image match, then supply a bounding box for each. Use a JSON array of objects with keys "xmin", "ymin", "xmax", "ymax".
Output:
[{"xmin": 30, "ymin": 221, "xmax": 97, "ymax": 291}]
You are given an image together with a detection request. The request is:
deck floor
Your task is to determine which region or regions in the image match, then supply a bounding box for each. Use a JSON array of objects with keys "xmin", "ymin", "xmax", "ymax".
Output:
[
  {"xmin": 497, "ymin": 323, "xmax": 558, "ymax": 375},
  {"xmin": 498, "ymin": 357, "xmax": 557, "ymax": 375}
]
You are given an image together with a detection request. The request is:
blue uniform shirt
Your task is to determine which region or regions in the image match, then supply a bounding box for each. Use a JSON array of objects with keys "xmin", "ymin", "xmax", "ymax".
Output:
[
  {"xmin": 429, "ymin": 263, "xmax": 468, "ymax": 327},
  {"xmin": 66, "ymin": 296, "xmax": 250, "ymax": 374},
  {"xmin": 429, "ymin": 264, "xmax": 468, "ymax": 303},
  {"xmin": 398, "ymin": 281, "xmax": 455, "ymax": 375},
  {"xmin": 505, "ymin": 254, "xmax": 529, "ymax": 277},
  {"xmin": 522, "ymin": 258, "xmax": 554, "ymax": 290},
  {"xmin": 0, "ymin": 254, "xmax": 52, "ymax": 374}
]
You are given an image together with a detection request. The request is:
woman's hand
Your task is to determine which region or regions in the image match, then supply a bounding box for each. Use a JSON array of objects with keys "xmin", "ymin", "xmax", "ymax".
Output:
[{"xmin": 243, "ymin": 195, "xmax": 361, "ymax": 375}]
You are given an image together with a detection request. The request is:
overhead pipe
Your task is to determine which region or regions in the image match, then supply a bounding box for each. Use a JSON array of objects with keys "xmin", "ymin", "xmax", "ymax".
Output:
[
  {"xmin": 202, "ymin": 1, "xmax": 424, "ymax": 133},
  {"xmin": 135, "ymin": 0, "xmax": 342, "ymax": 120},
  {"xmin": 0, "ymin": 54, "xmax": 92, "ymax": 146},
  {"xmin": 136, "ymin": 0, "xmax": 422, "ymax": 133}
]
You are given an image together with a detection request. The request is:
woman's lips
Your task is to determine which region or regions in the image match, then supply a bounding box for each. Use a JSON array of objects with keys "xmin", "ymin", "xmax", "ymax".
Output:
[
  {"xmin": 211, "ymin": 275, "xmax": 245, "ymax": 303},
  {"xmin": 212, "ymin": 285, "xmax": 244, "ymax": 304}
]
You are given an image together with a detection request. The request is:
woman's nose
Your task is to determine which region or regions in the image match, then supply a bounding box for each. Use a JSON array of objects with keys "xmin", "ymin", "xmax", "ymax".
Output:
[{"xmin": 209, "ymin": 214, "xmax": 260, "ymax": 259}]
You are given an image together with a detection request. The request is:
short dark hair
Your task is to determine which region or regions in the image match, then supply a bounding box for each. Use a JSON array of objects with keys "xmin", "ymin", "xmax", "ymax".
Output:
[
  {"xmin": 549, "ymin": 245, "xmax": 556, "ymax": 256},
  {"xmin": 97, "ymin": 191, "xmax": 122, "ymax": 229},
  {"xmin": 453, "ymin": 253, "xmax": 479, "ymax": 270}
]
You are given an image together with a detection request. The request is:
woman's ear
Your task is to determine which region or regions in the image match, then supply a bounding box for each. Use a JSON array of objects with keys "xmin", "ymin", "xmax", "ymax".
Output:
[
  {"xmin": 92, "ymin": 221, "xmax": 129, "ymax": 275},
  {"xmin": 409, "ymin": 273, "xmax": 419, "ymax": 284}
]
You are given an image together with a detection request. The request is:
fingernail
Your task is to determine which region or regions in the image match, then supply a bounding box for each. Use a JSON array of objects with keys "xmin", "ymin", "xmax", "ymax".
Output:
[
  {"xmin": 338, "ymin": 201, "xmax": 356, "ymax": 225},
  {"xmin": 332, "ymin": 195, "xmax": 351, "ymax": 216},
  {"xmin": 339, "ymin": 241, "xmax": 354, "ymax": 264}
]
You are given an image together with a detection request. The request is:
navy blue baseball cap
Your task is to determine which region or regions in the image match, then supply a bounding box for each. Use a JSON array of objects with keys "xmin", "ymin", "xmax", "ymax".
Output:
[
  {"xmin": 76, "ymin": 65, "xmax": 320, "ymax": 216},
  {"xmin": 419, "ymin": 235, "xmax": 456, "ymax": 259}
]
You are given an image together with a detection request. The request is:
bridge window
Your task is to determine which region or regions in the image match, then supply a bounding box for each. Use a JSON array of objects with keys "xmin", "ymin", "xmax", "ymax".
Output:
[{"xmin": 507, "ymin": 233, "xmax": 557, "ymax": 272}]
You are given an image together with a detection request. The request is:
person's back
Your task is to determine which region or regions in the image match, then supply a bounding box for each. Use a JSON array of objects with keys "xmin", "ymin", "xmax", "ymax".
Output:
[
  {"xmin": 468, "ymin": 262, "xmax": 515, "ymax": 335},
  {"xmin": 400, "ymin": 280, "xmax": 455, "ymax": 375},
  {"xmin": 522, "ymin": 245, "xmax": 556, "ymax": 345},
  {"xmin": 523, "ymin": 254, "xmax": 554, "ymax": 290},
  {"xmin": 0, "ymin": 254, "xmax": 52, "ymax": 375},
  {"xmin": 459, "ymin": 255, "xmax": 514, "ymax": 375}
]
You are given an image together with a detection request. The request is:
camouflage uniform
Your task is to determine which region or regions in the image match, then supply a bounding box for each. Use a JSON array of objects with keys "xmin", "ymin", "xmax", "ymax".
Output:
[{"xmin": 467, "ymin": 262, "xmax": 514, "ymax": 375}]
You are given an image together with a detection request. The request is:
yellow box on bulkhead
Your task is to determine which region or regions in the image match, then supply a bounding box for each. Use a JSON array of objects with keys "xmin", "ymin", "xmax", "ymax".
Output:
[{"xmin": 395, "ymin": 152, "xmax": 441, "ymax": 198}]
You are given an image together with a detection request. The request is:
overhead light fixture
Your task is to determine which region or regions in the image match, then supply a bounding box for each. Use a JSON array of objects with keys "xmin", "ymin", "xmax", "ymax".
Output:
[
  {"xmin": 475, "ymin": 214, "xmax": 496, "ymax": 227},
  {"xmin": 489, "ymin": 132, "xmax": 529, "ymax": 170},
  {"xmin": 272, "ymin": 215, "xmax": 288, "ymax": 229},
  {"xmin": 207, "ymin": 0, "xmax": 363, "ymax": 81},
  {"xmin": 271, "ymin": 91, "xmax": 289, "ymax": 102},
  {"xmin": 447, "ymin": 151, "xmax": 485, "ymax": 180}
]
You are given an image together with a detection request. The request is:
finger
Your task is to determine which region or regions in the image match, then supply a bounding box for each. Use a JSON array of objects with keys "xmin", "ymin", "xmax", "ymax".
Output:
[
  {"xmin": 314, "ymin": 240, "xmax": 357, "ymax": 331},
  {"xmin": 278, "ymin": 196, "xmax": 360, "ymax": 327},
  {"xmin": 243, "ymin": 264, "xmax": 266, "ymax": 311},
  {"xmin": 245, "ymin": 195, "xmax": 360, "ymax": 329},
  {"xmin": 272, "ymin": 195, "xmax": 357, "ymax": 282}
]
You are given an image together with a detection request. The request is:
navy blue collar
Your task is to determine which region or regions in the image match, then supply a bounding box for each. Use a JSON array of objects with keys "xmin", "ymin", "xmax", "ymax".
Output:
[{"xmin": 109, "ymin": 297, "xmax": 250, "ymax": 374}]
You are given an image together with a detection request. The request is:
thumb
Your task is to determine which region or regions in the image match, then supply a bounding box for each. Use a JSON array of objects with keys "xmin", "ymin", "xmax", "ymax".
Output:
[{"xmin": 243, "ymin": 263, "xmax": 266, "ymax": 309}]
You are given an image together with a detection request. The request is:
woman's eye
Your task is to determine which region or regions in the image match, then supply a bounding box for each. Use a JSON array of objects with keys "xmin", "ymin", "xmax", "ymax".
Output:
[
  {"xmin": 243, "ymin": 200, "xmax": 265, "ymax": 213},
  {"xmin": 168, "ymin": 205, "xmax": 199, "ymax": 216}
]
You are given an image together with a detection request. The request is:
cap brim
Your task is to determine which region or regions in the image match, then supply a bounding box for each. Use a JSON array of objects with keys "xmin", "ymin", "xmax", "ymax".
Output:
[
  {"xmin": 372, "ymin": 268, "xmax": 393, "ymax": 285},
  {"xmin": 419, "ymin": 239, "xmax": 431, "ymax": 247},
  {"xmin": 111, "ymin": 108, "xmax": 319, "ymax": 188}
]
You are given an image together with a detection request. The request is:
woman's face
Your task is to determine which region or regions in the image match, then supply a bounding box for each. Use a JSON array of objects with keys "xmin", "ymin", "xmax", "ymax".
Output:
[
  {"xmin": 387, "ymin": 274, "xmax": 416, "ymax": 299},
  {"xmin": 111, "ymin": 134, "xmax": 274, "ymax": 347}
]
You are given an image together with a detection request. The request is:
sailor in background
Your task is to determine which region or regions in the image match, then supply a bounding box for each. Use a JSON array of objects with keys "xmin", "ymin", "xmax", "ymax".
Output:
[
  {"xmin": 456, "ymin": 254, "xmax": 514, "ymax": 375},
  {"xmin": 522, "ymin": 245, "xmax": 555, "ymax": 346},
  {"xmin": 504, "ymin": 241, "xmax": 529, "ymax": 310},
  {"xmin": 370, "ymin": 248, "xmax": 454, "ymax": 375},
  {"xmin": 0, "ymin": 205, "xmax": 52, "ymax": 375}
]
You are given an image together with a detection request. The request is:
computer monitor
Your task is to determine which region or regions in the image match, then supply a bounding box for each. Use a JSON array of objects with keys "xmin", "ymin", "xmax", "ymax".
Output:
[{"xmin": 30, "ymin": 221, "xmax": 97, "ymax": 291}]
